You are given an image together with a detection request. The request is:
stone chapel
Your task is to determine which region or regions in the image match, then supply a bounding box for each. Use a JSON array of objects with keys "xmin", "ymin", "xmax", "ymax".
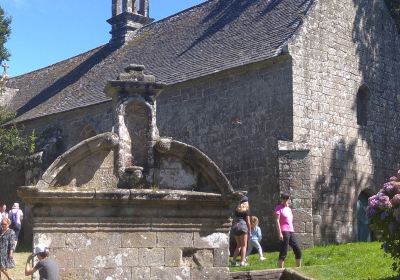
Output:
[{"xmin": 1, "ymin": 0, "xmax": 400, "ymax": 248}]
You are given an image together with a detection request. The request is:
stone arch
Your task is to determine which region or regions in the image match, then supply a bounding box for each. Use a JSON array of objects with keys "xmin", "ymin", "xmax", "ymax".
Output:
[
  {"xmin": 36, "ymin": 132, "xmax": 119, "ymax": 189},
  {"xmin": 154, "ymin": 138, "xmax": 234, "ymax": 197},
  {"xmin": 356, "ymin": 189, "xmax": 373, "ymax": 241},
  {"xmin": 78, "ymin": 124, "xmax": 97, "ymax": 142},
  {"xmin": 356, "ymin": 85, "xmax": 370, "ymax": 126}
]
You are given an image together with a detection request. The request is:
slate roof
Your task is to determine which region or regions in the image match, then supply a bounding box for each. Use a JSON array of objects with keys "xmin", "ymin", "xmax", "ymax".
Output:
[{"xmin": 7, "ymin": 0, "xmax": 314, "ymax": 123}]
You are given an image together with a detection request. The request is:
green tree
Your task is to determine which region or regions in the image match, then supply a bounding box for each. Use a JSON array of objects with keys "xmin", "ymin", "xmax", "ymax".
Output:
[
  {"xmin": 0, "ymin": 7, "xmax": 35, "ymax": 172},
  {"xmin": 0, "ymin": 5, "xmax": 11, "ymax": 64},
  {"xmin": 0, "ymin": 107, "xmax": 36, "ymax": 172}
]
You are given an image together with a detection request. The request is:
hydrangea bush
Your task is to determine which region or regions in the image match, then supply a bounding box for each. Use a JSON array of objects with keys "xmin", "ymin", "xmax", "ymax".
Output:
[{"xmin": 366, "ymin": 171, "xmax": 400, "ymax": 274}]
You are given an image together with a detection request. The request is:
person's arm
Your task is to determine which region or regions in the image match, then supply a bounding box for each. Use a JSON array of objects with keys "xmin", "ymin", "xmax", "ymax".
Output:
[
  {"xmin": 8, "ymin": 231, "xmax": 16, "ymax": 258},
  {"xmin": 257, "ymin": 227, "xmax": 262, "ymax": 241},
  {"xmin": 25, "ymin": 254, "xmax": 38, "ymax": 276},
  {"xmin": 246, "ymin": 215, "xmax": 251, "ymax": 236},
  {"xmin": 275, "ymin": 212, "xmax": 283, "ymax": 240}
]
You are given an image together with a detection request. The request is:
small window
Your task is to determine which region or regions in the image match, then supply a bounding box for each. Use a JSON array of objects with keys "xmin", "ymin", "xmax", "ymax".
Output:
[{"xmin": 356, "ymin": 86, "xmax": 369, "ymax": 126}]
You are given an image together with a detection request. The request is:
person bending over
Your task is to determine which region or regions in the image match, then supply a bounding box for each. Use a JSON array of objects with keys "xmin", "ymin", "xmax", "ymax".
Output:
[{"xmin": 25, "ymin": 245, "xmax": 60, "ymax": 280}]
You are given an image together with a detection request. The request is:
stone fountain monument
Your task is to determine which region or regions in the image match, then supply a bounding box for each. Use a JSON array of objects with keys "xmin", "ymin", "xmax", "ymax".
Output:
[{"xmin": 18, "ymin": 65, "xmax": 240, "ymax": 279}]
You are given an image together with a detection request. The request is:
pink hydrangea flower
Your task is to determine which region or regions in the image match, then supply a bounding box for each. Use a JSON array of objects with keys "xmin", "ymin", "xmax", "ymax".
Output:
[
  {"xmin": 383, "ymin": 182, "xmax": 395, "ymax": 196},
  {"xmin": 389, "ymin": 176, "xmax": 398, "ymax": 182},
  {"xmin": 378, "ymin": 195, "xmax": 392, "ymax": 210},
  {"xmin": 391, "ymin": 194, "xmax": 400, "ymax": 206}
]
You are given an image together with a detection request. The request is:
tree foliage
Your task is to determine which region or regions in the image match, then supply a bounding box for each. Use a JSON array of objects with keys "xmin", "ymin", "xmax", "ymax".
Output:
[
  {"xmin": 0, "ymin": 107, "xmax": 36, "ymax": 172},
  {"xmin": 0, "ymin": 5, "xmax": 11, "ymax": 64},
  {"xmin": 385, "ymin": 0, "xmax": 400, "ymax": 31}
]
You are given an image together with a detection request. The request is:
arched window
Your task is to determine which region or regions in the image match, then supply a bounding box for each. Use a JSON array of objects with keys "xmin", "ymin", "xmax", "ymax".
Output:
[{"xmin": 356, "ymin": 86, "xmax": 369, "ymax": 126}]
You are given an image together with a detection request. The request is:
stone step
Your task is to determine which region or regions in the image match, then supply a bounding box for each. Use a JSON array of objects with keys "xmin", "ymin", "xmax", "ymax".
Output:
[{"xmin": 230, "ymin": 268, "xmax": 314, "ymax": 280}]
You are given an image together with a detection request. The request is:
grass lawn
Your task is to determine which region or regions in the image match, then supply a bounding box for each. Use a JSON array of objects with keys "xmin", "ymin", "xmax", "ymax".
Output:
[{"xmin": 230, "ymin": 242, "xmax": 399, "ymax": 280}]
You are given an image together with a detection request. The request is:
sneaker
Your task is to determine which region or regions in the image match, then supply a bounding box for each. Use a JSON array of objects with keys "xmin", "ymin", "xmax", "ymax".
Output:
[
  {"xmin": 240, "ymin": 262, "xmax": 249, "ymax": 267},
  {"xmin": 260, "ymin": 257, "xmax": 266, "ymax": 261}
]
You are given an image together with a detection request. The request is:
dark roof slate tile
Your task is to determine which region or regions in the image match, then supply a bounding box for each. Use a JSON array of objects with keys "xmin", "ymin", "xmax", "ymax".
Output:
[{"xmin": 8, "ymin": 0, "xmax": 314, "ymax": 123}]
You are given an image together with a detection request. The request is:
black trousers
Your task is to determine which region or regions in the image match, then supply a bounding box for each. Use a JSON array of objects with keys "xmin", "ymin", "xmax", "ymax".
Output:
[{"xmin": 279, "ymin": 231, "xmax": 302, "ymax": 260}]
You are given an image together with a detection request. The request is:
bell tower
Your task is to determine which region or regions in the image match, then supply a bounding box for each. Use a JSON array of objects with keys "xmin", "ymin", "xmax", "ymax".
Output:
[{"xmin": 108, "ymin": 0, "xmax": 153, "ymax": 46}]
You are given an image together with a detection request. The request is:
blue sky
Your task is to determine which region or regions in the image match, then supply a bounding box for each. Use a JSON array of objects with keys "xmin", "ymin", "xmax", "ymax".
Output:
[{"xmin": 1, "ymin": 0, "xmax": 205, "ymax": 77}]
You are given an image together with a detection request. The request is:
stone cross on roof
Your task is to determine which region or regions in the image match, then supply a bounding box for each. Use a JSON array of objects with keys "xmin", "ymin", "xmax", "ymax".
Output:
[{"xmin": 1, "ymin": 63, "xmax": 9, "ymax": 75}]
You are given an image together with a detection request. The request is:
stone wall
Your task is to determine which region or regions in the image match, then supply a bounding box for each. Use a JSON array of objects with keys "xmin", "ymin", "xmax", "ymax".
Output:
[
  {"xmin": 158, "ymin": 57, "xmax": 294, "ymax": 248},
  {"xmin": 22, "ymin": 102, "xmax": 113, "ymax": 152},
  {"xmin": 278, "ymin": 141, "xmax": 313, "ymax": 248},
  {"xmin": 12, "ymin": 56, "xmax": 294, "ymax": 249},
  {"xmin": 23, "ymin": 190, "xmax": 234, "ymax": 280},
  {"xmin": 289, "ymin": 0, "xmax": 400, "ymax": 244}
]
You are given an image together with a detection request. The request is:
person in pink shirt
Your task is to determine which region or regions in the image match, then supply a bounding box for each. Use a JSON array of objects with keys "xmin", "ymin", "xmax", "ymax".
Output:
[{"xmin": 274, "ymin": 193, "xmax": 302, "ymax": 268}]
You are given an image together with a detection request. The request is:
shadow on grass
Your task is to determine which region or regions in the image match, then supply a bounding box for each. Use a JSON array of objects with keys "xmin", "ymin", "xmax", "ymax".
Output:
[
  {"xmin": 376, "ymin": 276, "xmax": 400, "ymax": 280},
  {"xmin": 15, "ymin": 239, "xmax": 33, "ymax": 253}
]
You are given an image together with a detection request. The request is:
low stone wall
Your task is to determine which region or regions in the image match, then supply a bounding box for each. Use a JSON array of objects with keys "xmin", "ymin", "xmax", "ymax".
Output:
[{"xmin": 20, "ymin": 189, "xmax": 236, "ymax": 280}]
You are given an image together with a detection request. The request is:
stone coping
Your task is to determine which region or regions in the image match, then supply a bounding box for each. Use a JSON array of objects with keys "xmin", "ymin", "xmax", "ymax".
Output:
[{"xmin": 18, "ymin": 187, "xmax": 241, "ymax": 205}]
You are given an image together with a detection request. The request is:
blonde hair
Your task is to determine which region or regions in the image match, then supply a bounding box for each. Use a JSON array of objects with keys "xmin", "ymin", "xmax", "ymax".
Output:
[
  {"xmin": 250, "ymin": 216, "xmax": 259, "ymax": 227},
  {"xmin": 236, "ymin": 201, "xmax": 249, "ymax": 213},
  {"xmin": 2, "ymin": 218, "xmax": 10, "ymax": 225}
]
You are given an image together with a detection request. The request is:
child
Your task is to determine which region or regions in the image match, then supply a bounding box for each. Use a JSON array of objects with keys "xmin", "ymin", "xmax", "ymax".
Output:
[{"xmin": 246, "ymin": 216, "xmax": 266, "ymax": 261}]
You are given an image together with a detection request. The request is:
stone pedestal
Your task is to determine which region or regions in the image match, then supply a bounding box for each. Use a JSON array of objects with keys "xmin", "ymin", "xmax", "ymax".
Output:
[{"xmin": 19, "ymin": 189, "xmax": 235, "ymax": 279}]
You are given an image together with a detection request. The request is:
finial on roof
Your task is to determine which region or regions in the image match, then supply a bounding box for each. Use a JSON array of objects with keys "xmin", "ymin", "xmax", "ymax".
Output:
[
  {"xmin": 108, "ymin": 0, "xmax": 153, "ymax": 46},
  {"xmin": 117, "ymin": 64, "xmax": 155, "ymax": 83}
]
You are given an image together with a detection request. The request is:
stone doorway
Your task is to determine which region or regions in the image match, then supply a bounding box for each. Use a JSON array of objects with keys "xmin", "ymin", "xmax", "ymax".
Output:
[{"xmin": 356, "ymin": 191, "xmax": 371, "ymax": 242}]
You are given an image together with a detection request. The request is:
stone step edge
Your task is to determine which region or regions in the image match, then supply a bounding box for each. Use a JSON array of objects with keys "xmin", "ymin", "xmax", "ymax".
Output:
[{"xmin": 230, "ymin": 268, "xmax": 314, "ymax": 280}]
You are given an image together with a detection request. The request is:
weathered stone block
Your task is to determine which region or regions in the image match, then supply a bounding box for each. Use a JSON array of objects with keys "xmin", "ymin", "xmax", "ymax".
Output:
[
  {"xmin": 138, "ymin": 248, "xmax": 164, "ymax": 266},
  {"xmin": 157, "ymin": 232, "xmax": 193, "ymax": 248},
  {"xmin": 66, "ymin": 232, "xmax": 122, "ymax": 250},
  {"xmin": 131, "ymin": 267, "xmax": 151, "ymax": 280},
  {"xmin": 150, "ymin": 266, "xmax": 191, "ymax": 280},
  {"xmin": 73, "ymin": 246, "xmax": 109, "ymax": 269},
  {"xmin": 52, "ymin": 248, "xmax": 74, "ymax": 268},
  {"xmin": 94, "ymin": 267, "xmax": 131, "ymax": 280},
  {"xmin": 122, "ymin": 232, "xmax": 156, "ymax": 248},
  {"xmin": 191, "ymin": 267, "xmax": 229, "ymax": 280},
  {"xmin": 60, "ymin": 268, "xmax": 95, "ymax": 280},
  {"xmin": 193, "ymin": 249, "xmax": 214, "ymax": 267},
  {"xmin": 34, "ymin": 233, "xmax": 66, "ymax": 249},
  {"xmin": 213, "ymin": 248, "xmax": 229, "ymax": 267},
  {"xmin": 194, "ymin": 232, "xmax": 229, "ymax": 248},
  {"xmin": 94, "ymin": 248, "xmax": 138, "ymax": 268},
  {"xmin": 165, "ymin": 247, "xmax": 182, "ymax": 267}
]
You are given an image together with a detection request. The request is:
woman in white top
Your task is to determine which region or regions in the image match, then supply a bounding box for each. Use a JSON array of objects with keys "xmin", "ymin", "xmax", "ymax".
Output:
[{"xmin": 8, "ymin": 203, "xmax": 23, "ymax": 246}]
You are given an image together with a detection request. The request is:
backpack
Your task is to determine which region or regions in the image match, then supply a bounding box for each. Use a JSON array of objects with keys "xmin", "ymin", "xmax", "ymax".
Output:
[{"xmin": 10, "ymin": 211, "xmax": 18, "ymax": 228}]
